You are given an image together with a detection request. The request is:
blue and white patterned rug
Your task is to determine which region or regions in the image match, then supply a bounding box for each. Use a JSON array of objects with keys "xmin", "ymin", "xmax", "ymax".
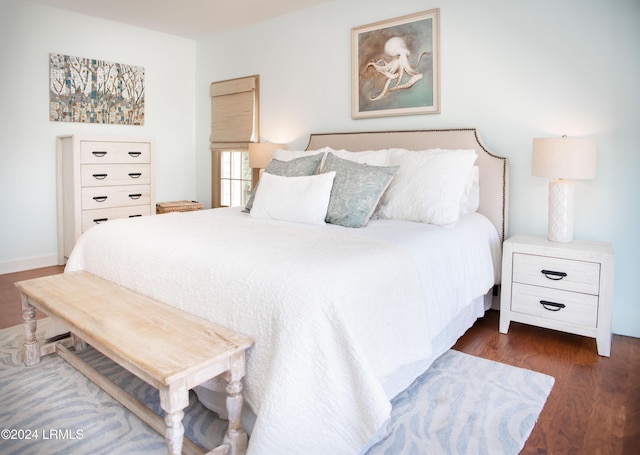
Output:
[
  {"xmin": 365, "ymin": 347, "xmax": 554, "ymax": 455},
  {"xmin": 0, "ymin": 319, "xmax": 553, "ymax": 454}
]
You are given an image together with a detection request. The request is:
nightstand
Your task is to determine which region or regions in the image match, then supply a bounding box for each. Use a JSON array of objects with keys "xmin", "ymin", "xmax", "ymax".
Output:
[{"xmin": 499, "ymin": 235, "xmax": 614, "ymax": 356}]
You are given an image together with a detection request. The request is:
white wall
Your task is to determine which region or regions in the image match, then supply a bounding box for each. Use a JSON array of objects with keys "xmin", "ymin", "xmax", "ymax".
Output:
[
  {"xmin": 195, "ymin": 0, "xmax": 640, "ymax": 337},
  {"xmin": 0, "ymin": 0, "xmax": 196, "ymax": 272}
]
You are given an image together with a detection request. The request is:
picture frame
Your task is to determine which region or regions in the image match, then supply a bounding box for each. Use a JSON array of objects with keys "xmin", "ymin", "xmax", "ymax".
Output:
[
  {"xmin": 351, "ymin": 9, "xmax": 440, "ymax": 119},
  {"xmin": 49, "ymin": 53, "xmax": 145, "ymax": 125}
]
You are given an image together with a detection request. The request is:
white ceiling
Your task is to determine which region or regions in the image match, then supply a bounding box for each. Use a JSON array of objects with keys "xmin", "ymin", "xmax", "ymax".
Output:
[{"xmin": 29, "ymin": 0, "xmax": 332, "ymax": 39}]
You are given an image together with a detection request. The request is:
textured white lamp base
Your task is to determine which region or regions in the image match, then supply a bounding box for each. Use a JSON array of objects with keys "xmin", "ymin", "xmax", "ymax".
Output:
[{"xmin": 548, "ymin": 179, "xmax": 574, "ymax": 242}]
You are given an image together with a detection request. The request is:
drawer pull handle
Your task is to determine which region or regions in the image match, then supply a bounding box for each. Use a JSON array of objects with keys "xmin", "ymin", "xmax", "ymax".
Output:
[
  {"xmin": 128, "ymin": 151, "xmax": 142, "ymax": 157},
  {"xmin": 92, "ymin": 151, "xmax": 107, "ymax": 157},
  {"xmin": 129, "ymin": 214, "xmax": 142, "ymax": 218},
  {"xmin": 540, "ymin": 300, "xmax": 566, "ymax": 311},
  {"xmin": 93, "ymin": 218, "xmax": 108, "ymax": 224},
  {"xmin": 92, "ymin": 173, "xmax": 108, "ymax": 180},
  {"xmin": 541, "ymin": 270, "xmax": 567, "ymax": 280},
  {"xmin": 128, "ymin": 172, "xmax": 142, "ymax": 179},
  {"xmin": 128, "ymin": 193, "xmax": 142, "ymax": 200},
  {"xmin": 93, "ymin": 196, "xmax": 108, "ymax": 202}
]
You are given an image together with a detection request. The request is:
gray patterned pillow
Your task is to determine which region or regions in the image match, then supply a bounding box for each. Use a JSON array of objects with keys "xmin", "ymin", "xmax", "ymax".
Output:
[
  {"xmin": 321, "ymin": 152, "xmax": 398, "ymax": 228},
  {"xmin": 243, "ymin": 153, "xmax": 324, "ymax": 212}
]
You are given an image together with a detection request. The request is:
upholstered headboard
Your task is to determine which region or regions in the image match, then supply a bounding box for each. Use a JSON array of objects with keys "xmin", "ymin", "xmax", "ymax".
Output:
[{"xmin": 306, "ymin": 128, "xmax": 509, "ymax": 243}]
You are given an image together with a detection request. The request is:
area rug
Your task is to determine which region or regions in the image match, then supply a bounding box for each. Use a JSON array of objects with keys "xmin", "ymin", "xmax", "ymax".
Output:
[
  {"xmin": 0, "ymin": 319, "xmax": 554, "ymax": 454},
  {"xmin": 365, "ymin": 347, "xmax": 554, "ymax": 455}
]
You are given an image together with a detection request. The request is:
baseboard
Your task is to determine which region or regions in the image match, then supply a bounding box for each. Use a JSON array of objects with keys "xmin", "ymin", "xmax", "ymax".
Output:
[{"xmin": 0, "ymin": 255, "xmax": 60, "ymax": 275}]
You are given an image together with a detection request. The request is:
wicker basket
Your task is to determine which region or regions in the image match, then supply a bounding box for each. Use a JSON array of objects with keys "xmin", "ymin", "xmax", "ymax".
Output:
[{"xmin": 156, "ymin": 200, "xmax": 204, "ymax": 214}]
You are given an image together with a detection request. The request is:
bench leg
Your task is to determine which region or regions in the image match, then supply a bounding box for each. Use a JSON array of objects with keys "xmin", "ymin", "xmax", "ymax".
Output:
[
  {"xmin": 71, "ymin": 332, "xmax": 87, "ymax": 351},
  {"xmin": 223, "ymin": 352, "xmax": 249, "ymax": 455},
  {"xmin": 21, "ymin": 294, "xmax": 40, "ymax": 366},
  {"xmin": 159, "ymin": 385, "xmax": 189, "ymax": 455}
]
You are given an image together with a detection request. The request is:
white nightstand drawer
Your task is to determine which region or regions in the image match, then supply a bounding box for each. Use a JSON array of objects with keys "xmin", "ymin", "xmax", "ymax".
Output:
[
  {"xmin": 513, "ymin": 253, "xmax": 600, "ymax": 295},
  {"xmin": 82, "ymin": 185, "xmax": 151, "ymax": 210},
  {"xmin": 81, "ymin": 164, "xmax": 151, "ymax": 187},
  {"xmin": 81, "ymin": 205, "xmax": 151, "ymax": 232},
  {"xmin": 81, "ymin": 141, "xmax": 151, "ymax": 164},
  {"xmin": 511, "ymin": 283, "xmax": 598, "ymax": 328}
]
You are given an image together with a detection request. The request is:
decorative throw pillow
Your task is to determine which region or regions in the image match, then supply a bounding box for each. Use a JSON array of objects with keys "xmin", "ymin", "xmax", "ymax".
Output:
[
  {"xmin": 272, "ymin": 148, "xmax": 329, "ymax": 162},
  {"xmin": 243, "ymin": 153, "xmax": 324, "ymax": 212},
  {"xmin": 250, "ymin": 171, "xmax": 336, "ymax": 225},
  {"xmin": 377, "ymin": 148, "xmax": 477, "ymax": 226},
  {"xmin": 272, "ymin": 147, "xmax": 390, "ymax": 167},
  {"xmin": 320, "ymin": 152, "xmax": 398, "ymax": 228}
]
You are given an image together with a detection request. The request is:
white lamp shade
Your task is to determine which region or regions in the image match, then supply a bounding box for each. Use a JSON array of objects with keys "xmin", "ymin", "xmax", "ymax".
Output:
[
  {"xmin": 532, "ymin": 137, "xmax": 597, "ymax": 180},
  {"xmin": 248, "ymin": 142, "xmax": 287, "ymax": 169}
]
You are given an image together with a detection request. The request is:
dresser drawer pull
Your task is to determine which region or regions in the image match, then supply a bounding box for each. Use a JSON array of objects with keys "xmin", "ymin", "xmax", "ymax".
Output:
[
  {"xmin": 93, "ymin": 196, "xmax": 108, "ymax": 202},
  {"xmin": 128, "ymin": 172, "xmax": 142, "ymax": 179},
  {"xmin": 128, "ymin": 151, "xmax": 142, "ymax": 157},
  {"xmin": 540, "ymin": 300, "xmax": 566, "ymax": 311},
  {"xmin": 92, "ymin": 151, "xmax": 107, "ymax": 157},
  {"xmin": 92, "ymin": 173, "xmax": 108, "ymax": 180},
  {"xmin": 93, "ymin": 218, "xmax": 108, "ymax": 224},
  {"xmin": 541, "ymin": 270, "xmax": 567, "ymax": 280},
  {"xmin": 128, "ymin": 193, "xmax": 142, "ymax": 200},
  {"xmin": 129, "ymin": 214, "xmax": 142, "ymax": 218}
]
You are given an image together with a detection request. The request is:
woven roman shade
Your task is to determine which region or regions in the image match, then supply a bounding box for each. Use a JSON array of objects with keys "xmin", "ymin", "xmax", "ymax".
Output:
[{"xmin": 210, "ymin": 75, "xmax": 259, "ymax": 150}]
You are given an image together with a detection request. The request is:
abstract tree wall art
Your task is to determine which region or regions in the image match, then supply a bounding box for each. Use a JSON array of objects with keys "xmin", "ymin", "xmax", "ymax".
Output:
[{"xmin": 49, "ymin": 53, "xmax": 145, "ymax": 125}]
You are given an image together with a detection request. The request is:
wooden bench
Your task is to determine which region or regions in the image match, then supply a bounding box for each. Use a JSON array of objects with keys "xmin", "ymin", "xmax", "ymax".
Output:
[{"xmin": 15, "ymin": 271, "xmax": 254, "ymax": 455}]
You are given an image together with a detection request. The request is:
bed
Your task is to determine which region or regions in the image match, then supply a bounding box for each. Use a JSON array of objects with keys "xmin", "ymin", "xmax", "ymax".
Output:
[{"xmin": 61, "ymin": 128, "xmax": 509, "ymax": 455}]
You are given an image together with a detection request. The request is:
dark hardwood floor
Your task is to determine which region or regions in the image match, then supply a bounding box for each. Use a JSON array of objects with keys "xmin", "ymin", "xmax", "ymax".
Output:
[
  {"xmin": 453, "ymin": 312, "xmax": 640, "ymax": 455},
  {"xmin": 1, "ymin": 267, "xmax": 638, "ymax": 454},
  {"xmin": 0, "ymin": 265, "xmax": 65, "ymax": 329}
]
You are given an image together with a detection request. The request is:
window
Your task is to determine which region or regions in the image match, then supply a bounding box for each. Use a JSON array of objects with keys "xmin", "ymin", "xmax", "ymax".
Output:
[
  {"xmin": 210, "ymin": 75, "xmax": 260, "ymax": 207},
  {"xmin": 220, "ymin": 150, "xmax": 252, "ymax": 207}
]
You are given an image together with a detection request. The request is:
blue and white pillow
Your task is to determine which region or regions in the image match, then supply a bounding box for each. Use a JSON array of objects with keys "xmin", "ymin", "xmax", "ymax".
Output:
[{"xmin": 321, "ymin": 152, "xmax": 398, "ymax": 228}]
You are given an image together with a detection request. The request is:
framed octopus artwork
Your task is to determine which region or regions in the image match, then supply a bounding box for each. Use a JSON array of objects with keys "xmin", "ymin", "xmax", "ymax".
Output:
[{"xmin": 351, "ymin": 9, "xmax": 440, "ymax": 119}]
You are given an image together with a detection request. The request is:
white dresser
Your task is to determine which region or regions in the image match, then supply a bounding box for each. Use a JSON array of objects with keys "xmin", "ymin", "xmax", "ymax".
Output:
[
  {"xmin": 499, "ymin": 235, "xmax": 614, "ymax": 356},
  {"xmin": 57, "ymin": 135, "xmax": 155, "ymax": 264}
]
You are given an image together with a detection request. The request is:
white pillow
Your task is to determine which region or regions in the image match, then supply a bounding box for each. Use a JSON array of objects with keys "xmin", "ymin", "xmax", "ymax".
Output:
[
  {"xmin": 460, "ymin": 166, "xmax": 480, "ymax": 215},
  {"xmin": 250, "ymin": 171, "xmax": 336, "ymax": 225},
  {"xmin": 377, "ymin": 148, "xmax": 477, "ymax": 226},
  {"xmin": 329, "ymin": 148, "xmax": 391, "ymax": 166}
]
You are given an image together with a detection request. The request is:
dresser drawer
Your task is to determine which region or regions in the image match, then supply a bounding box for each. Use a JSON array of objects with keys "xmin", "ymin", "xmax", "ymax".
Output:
[
  {"xmin": 511, "ymin": 283, "xmax": 598, "ymax": 328},
  {"xmin": 80, "ymin": 141, "xmax": 151, "ymax": 164},
  {"xmin": 512, "ymin": 253, "xmax": 600, "ymax": 295},
  {"xmin": 58, "ymin": 135, "xmax": 155, "ymax": 263},
  {"xmin": 81, "ymin": 205, "xmax": 152, "ymax": 232},
  {"xmin": 81, "ymin": 164, "xmax": 151, "ymax": 187},
  {"xmin": 82, "ymin": 185, "xmax": 151, "ymax": 210}
]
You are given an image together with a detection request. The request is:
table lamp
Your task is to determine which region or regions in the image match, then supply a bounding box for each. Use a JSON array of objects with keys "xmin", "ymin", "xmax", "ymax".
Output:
[
  {"xmin": 248, "ymin": 142, "xmax": 287, "ymax": 169},
  {"xmin": 532, "ymin": 136, "xmax": 597, "ymax": 243}
]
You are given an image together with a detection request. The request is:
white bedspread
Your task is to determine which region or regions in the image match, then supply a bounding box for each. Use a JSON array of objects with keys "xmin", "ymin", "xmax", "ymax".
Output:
[{"xmin": 65, "ymin": 208, "xmax": 499, "ymax": 455}]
